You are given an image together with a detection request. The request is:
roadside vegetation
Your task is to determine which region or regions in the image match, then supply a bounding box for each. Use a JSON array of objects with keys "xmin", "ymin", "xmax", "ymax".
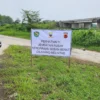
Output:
[
  {"xmin": 0, "ymin": 45, "xmax": 100, "ymax": 100},
  {"xmin": 0, "ymin": 9, "xmax": 100, "ymax": 52},
  {"xmin": 0, "ymin": 24, "xmax": 100, "ymax": 52},
  {"xmin": 72, "ymin": 29, "xmax": 100, "ymax": 52}
]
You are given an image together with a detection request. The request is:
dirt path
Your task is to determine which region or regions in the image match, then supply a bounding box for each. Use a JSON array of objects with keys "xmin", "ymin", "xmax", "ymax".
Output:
[
  {"xmin": 72, "ymin": 48, "xmax": 100, "ymax": 64},
  {"xmin": 0, "ymin": 35, "xmax": 100, "ymax": 64}
]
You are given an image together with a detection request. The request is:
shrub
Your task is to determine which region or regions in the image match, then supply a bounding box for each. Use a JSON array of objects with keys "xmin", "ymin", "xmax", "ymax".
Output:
[
  {"xmin": 72, "ymin": 29, "xmax": 100, "ymax": 47},
  {"xmin": 31, "ymin": 22, "xmax": 57, "ymax": 29}
]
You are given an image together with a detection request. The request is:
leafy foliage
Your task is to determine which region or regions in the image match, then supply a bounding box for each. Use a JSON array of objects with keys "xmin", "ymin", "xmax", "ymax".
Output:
[
  {"xmin": 72, "ymin": 29, "xmax": 100, "ymax": 47},
  {"xmin": 22, "ymin": 9, "xmax": 41, "ymax": 24},
  {"xmin": 0, "ymin": 14, "xmax": 13, "ymax": 25},
  {"xmin": 14, "ymin": 18, "xmax": 21, "ymax": 24},
  {"xmin": 31, "ymin": 22, "xmax": 57, "ymax": 29}
]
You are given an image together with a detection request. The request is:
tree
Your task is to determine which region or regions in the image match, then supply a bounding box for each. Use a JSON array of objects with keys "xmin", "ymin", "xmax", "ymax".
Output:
[
  {"xmin": 22, "ymin": 9, "xmax": 41, "ymax": 24},
  {"xmin": 14, "ymin": 18, "xmax": 21, "ymax": 24},
  {"xmin": 0, "ymin": 14, "xmax": 13, "ymax": 25}
]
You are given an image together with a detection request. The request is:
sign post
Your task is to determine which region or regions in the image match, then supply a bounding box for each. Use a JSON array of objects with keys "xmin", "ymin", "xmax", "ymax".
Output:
[
  {"xmin": 31, "ymin": 29, "xmax": 72, "ymax": 67},
  {"xmin": 0, "ymin": 42, "xmax": 2, "ymax": 48}
]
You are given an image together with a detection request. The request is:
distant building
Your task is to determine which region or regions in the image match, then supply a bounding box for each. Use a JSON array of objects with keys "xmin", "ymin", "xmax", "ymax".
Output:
[{"xmin": 59, "ymin": 17, "xmax": 100, "ymax": 29}]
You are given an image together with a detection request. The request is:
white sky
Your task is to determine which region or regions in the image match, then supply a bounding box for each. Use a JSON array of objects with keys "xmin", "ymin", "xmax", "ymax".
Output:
[{"xmin": 0, "ymin": 0, "xmax": 100, "ymax": 21}]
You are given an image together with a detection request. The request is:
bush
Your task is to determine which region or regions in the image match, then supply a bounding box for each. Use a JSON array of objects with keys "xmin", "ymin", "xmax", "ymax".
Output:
[
  {"xmin": 31, "ymin": 22, "xmax": 57, "ymax": 29},
  {"xmin": 72, "ymin": 29, "xmax": 100, "ymax": 47},
  {"xmin": 22, "ymin": 22, "xmax": 57, "ymax": 31}
]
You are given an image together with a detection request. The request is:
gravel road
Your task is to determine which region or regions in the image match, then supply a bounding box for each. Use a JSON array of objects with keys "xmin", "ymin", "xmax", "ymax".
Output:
[{"xmin": 0, "ymin": 35, "xmax": 100, "ymax": 64}]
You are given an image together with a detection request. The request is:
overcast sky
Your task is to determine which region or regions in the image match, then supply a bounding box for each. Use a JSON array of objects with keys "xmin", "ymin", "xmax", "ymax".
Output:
[{"xmin": 0, "ymin": 0, "xmax": 100, "ymax": 21}]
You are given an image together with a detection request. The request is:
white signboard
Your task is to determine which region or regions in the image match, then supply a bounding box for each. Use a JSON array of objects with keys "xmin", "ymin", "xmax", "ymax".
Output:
[{"xmin": 31, "ymin": 29, "xmax": 72, "ymax": 57}]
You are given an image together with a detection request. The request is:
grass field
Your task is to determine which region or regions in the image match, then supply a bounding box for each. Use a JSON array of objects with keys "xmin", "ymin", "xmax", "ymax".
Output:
[{"xmin": 0, "ymin": 45, "xmax": 100, "ymax": 100}]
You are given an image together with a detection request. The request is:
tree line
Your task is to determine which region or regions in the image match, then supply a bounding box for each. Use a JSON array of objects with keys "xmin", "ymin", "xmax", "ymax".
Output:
[
  {"xmin": 0, "ymin": 10, "xmax": 58, "ymax": 31},
  {"xmin": 0, "ymin": 14, "xmax": 13, "ymax": 25},
  {"xmin": 0, "ymin": 10, "xmax": 57, "ymax": 25},
  {"xmin": 0, "ymin": 9, "xmax": 42, "ymax": 25}
]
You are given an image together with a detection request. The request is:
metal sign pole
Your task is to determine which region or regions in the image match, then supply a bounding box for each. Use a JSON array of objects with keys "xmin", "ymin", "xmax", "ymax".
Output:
[
  {"xmin": 30, "ymin": 29, "xmax": 33, "ymax": 67},
  {"xmin": 68, "ymin": 47, "xmax": 72, "ymax": 68},
  {"xmin": 31, "ymin": 55, "xmax": 33, "ymax": 67},
  {"xmin": 68, "ymin": 57, "xmax": 70, "ymax": 68},
  {"xmin": 0, "ymin": 41, "xmax": 2, "ymax": 48},
  {"xmin": 68, "ymin": 29, "xmax": 72, "ymax": 68}
]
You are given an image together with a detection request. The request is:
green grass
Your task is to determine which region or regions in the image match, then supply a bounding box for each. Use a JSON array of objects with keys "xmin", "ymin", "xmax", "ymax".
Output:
[
  {"xmin": 0, "ymin": 45, "xmax": 100, "ymax": 100},
  {"xmin": 0, "ymin": 29, "xmax": 30, "ymax": 39},
  {"xmin": 72, "ymin": 29, "xmax": 100, "ymax": 52}
]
